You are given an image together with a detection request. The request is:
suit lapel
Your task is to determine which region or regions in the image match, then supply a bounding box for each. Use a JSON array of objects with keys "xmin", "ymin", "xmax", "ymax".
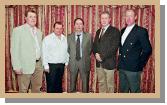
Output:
[
  {"xmin": 122, "ymin": 24, "xmax": 137, "ymax": 47},
  {"xmin": 23, "ymin": 24, "xmax": 36, "ymax": 44},
  {"xmin": 101, "ymin": 25, "xmax": 111, "ymax": 38},
  {"xmin": 71, "ymin": 33, "xmax": 76, "ymax": 53},
  {"xmin": 72, "ymin": 33, "xmax": 76, "ymax": 44},
  {"xmin": 36, "ymin": 29, "xmax": 42, "ymax": 46},
  {"xmin": 120, "ymin": 28, "xmax": 126, "ymax": 47},
  {"xmin": 82, "ymin": 32, "xmax": 87, "ymax": 54}
]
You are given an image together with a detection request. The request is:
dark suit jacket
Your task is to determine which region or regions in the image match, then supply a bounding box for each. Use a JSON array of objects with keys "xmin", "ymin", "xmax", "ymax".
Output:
[
  {"xmin": 118, "ymin": 24, "xmax": 152, "ymax": 72},
  {"xmin": 93, "ymin": 25, "xmax": 120, "ymax": 70}
]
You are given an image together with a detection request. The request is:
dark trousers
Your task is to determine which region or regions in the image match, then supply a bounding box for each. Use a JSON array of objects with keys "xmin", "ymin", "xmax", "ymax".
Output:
[
  {"xmin": 119, "ymin": 69, "xmax": 141, "ymax": 93},
  {"xmin": 45, "ymin": 63, "xmax": 65, "ymax": 93}
]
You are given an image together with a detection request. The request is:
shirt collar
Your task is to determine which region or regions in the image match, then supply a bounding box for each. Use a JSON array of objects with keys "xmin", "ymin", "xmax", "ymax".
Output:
[
  {"xmin": 126, "ymin": 23, "xmax": 135, "ymax": 29},
  {"xmin": 102, "ymin": 24, "xmax": 110, "ymax": 31},
  {"xmin": 75, "ymin": 31, "xmax": 83, "ymax": 36},
  {"xmin": 53, "ymin": 32, "xmax": 65, "ymax": 40}
]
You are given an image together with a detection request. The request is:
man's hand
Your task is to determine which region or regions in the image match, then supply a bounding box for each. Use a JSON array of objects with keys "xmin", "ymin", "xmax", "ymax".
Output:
[
  {"xmin": 65, "ymin": 65, "xmax": 68, "ymax": 70},
  {"xmin": 14, "ymin": 69, "xmax": 23, "ymax": 75},
  {"xmin": 44, "ymin": 69, "xmax": 50, "ymax": 73},
  {"xmin": 95, "ymin": 53, "xmax": 102, "ymax": 62}
]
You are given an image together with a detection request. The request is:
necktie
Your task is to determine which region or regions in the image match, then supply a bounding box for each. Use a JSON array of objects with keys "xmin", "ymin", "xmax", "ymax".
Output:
[
  {"xmin": 76, "ymin": 35, "xmax": 81, "ymax": 61},
  {"xmin": 99, "ymin": 28, "xmax": 104, "ymax": 41}
]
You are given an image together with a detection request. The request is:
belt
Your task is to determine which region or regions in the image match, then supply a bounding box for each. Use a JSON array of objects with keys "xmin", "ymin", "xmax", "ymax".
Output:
[{"xmin": 48, "ymin": 63, "xmax": 65, "ymax": 65}]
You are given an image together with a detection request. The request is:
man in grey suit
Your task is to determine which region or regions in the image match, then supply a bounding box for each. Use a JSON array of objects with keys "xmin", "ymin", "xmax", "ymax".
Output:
[{"xmin": 67, "ymin": 18, "xmax": 92, "ymax": 93}]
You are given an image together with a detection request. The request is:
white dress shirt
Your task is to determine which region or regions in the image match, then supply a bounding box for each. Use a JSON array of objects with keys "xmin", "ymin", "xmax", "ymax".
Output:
[
  {"xmin": 26, "ymin": 24, "xmax": 41, "ymax": 60},
  {"xmin": 121, "ymin": 24, "xmax": 135, "ymax": 45},
  {"xmin": 42, "ymin": 32, "xmax": 69, "ymax": 69}
]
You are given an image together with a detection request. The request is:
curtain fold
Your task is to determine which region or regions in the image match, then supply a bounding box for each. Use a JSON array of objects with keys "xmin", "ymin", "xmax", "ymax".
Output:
[{"xmin": 5, "ymin": 5, "xmax": 155, "ymax": 93}]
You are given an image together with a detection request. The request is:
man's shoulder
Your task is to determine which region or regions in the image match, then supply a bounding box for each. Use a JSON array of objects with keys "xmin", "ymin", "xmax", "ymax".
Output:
[
  {"xmin": 137, "ymin": 25, "xmax": 147, "ymax": 32},
  {"xmin": 36, "ymin": 28, "xmax": 42, "ymax": 33},
  {"xmin": 108, "ymin": 25, "xmax": 120, "ymax": 32},
  {"xmin": 43, "ymin": 33, "xmax": 54, "ymax": 40},
  {"xmin": 13, "ymin": 24, "xmax": 26, "ymax": 32},
  {"xmin": 83, "ymin": 32, "xmax": 91, "ymax": 35},
  {"xmin": 67, "ymin": 33, "xmax": 74, "ymax": 38},
  {"xmin": 83, "ymin": 32, "xmax": 92, "ymax": 39},
  {"xmin": 96, "ymin": 28, "xmax": 101, "ymax": 33},
  {"xmin": 61, "ymin": 34, "xmax": 67, "ymax": 40}
]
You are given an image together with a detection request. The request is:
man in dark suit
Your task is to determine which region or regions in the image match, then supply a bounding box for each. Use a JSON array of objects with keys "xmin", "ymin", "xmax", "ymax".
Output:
[
  {"xmin": 118, "ymin": 9, "xmax": 152, "ymax": 93},
  {"xmin": 93, "ymin": 11, "xmax": 120, "ymax": 93},
  {"xmin": 67, "ymin": 18, "xmax": 92, "ymax": 93}
]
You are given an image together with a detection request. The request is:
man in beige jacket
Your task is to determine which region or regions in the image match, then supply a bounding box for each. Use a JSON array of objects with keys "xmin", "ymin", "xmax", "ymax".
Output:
[{"xmin": 10, "ymin": 9, "xmax": 43, "ymax": 93}]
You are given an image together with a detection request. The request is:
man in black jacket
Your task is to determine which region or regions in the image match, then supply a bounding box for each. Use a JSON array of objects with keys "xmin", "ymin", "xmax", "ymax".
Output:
[
  {"xmin": 93, "ymin": 11, "xmax": 120, "ymax": 93},
  {"xmin": 118, "ymin": 9, "xmax": 152, "ymax": 93}
]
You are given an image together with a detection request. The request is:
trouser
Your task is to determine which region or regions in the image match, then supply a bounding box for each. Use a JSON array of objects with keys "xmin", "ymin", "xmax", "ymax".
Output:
[
  {"xmin": 70, "ymin": 59, "xmax": 90, "ymax": 93},
  {"xmin": 96, "ymin": 67, "xmax": 115, "ymax": 93},
  {"xmin": 45, "ymin": 63, "xmax": 65, "ymax": 93},
  {"xmin": 17, "ymin": 60, "xmax": 43, "ymax": 93},
  {"xmin": 119, "ymin": 69, "xmax": 141, "ymax": 93}
]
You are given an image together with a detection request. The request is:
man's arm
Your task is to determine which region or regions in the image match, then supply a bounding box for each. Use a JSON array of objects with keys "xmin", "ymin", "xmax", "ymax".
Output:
[
  {"xmin": 10, "ymin": 28, "xmax": 22, "ymax": 74},
  {"xmin": 138, "ymin": 29, "xmax": 152, "ymax": 68},
  {"xmin": 42, "ymin": 38, "xmax": 50, "ymax": 72},
  {"xmin": 92, "ymin": 31, "xmax": 103, "ymax": 62}
]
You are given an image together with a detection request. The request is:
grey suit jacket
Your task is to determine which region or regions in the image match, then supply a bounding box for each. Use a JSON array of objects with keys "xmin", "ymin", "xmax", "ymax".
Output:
[{"xmin": 67, "ymin": 32, "xmax": 92, "ymax": 72}]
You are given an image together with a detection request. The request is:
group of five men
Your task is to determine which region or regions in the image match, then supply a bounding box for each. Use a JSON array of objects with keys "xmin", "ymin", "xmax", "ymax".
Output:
[{"xmin": 10, "ymin": 8, "xmax": 152, "ymax": 93}]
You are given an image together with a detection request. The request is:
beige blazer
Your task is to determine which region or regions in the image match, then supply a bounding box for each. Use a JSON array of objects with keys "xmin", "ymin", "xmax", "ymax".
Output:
[{"xmin": 11, "ymin": 24, "xmax": 42, "ymax": 74}]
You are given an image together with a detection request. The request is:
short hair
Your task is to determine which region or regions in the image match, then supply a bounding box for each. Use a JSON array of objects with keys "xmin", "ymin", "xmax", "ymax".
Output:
[
  {"xmin": 53, "ymin": 21, "xmax": 63, "ymax": 28},
  {"xmin": 74, "ymin": 18, "xmax": 84, "ymax": 25},
  {"xmin": 25, "ymin": 8, "xmax": 37, "ymax": 17},
  {"xmin": 100, "ymin": 11, "xmax": 111, "ymax": 18},
  {"xmin": 126, "ymin": 9, "xmax": 137, "ymax": 16}
]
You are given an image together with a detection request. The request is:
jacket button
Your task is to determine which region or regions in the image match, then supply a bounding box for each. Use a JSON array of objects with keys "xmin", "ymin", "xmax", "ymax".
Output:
[
  {"xmin": 130, "ymin": 43, "xmax": 133, "ymax": 45},
  {"xmin": 124, "ymin": 55, "xmax": 126, "ymax": 58},
  {"xmin": 119, "ymin": 54, "xmax": 121, "ymax": 56},
  {"xmin": 127, "ymin": 49, "xmax": 129, "ymax": 51}
]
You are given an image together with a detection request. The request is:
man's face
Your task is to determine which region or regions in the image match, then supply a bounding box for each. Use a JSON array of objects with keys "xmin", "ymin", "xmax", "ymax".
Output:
[
  {"xmin": 54, "ymin": 24, "xmax": 63, "ymax": 36},
  {"xmin": 74, "ymin": 19, "xmax": 84, "ymax": 32},
  {"xmin": 100, "ymin": 13, "xmax": 110, "ymax": 27},
  {"xmin": 125, "ymin": 10, "xmax": 136, "ymax": 26},
  {"xmin": 25, "ymin": 12, "xmax": 37, "ymax": 27}
]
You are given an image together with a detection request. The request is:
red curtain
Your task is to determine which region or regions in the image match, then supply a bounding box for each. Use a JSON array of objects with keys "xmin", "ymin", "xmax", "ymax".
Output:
[{"xmin": 5, "ymin": 5, "xmax": 155, "ymax": 93}]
